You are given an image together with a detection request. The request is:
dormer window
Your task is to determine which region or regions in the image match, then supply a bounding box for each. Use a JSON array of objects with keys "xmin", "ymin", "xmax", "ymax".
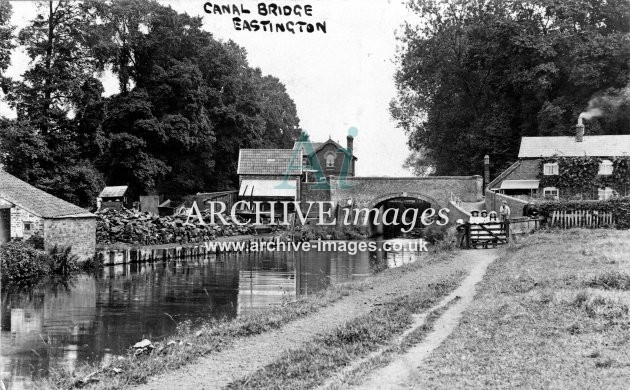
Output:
[
  {"xmin": 543, "ymin": 162, "xmax": 559, "ymax": 175},
  {"xmin": 325, "ymin": 153, "xmax": 335, "ymax": 169},
  {"xmin": 598, "ymin": 159, "xmax": 613, "ymax": 175}
]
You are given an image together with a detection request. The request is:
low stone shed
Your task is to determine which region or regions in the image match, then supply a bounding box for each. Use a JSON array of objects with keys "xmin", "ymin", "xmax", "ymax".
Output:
[{"xmin": 0, "ymin": 170, "xmax": 96, "ymax": 261}]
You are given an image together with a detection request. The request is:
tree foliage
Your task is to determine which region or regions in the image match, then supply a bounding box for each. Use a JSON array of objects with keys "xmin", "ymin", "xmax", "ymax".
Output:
[
  {"xmin": 0, "ymin": 0, "xmax": 300, "ymax": 206},
  {"xmin": 0, "ymin": 0, "xmax": 15, "ymax": 93},
  {"xmin": 393, "ymin": 0, "xmax": 630, "ymax": 176}
]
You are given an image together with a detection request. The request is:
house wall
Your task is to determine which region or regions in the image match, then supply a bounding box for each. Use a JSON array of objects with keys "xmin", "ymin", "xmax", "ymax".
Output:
[
  {"xmin": 238, "ymin": 175, "xmax": 301, "ymax": 200},
  {"xmin": 9, "ymin": 207, "xmax": 43, "ymax": 240},
  {"xmin": 501, "ymin": 159, "xmax": 540, "ymax": 181},
  {"xmin": 499, "ymin": 158, "xmax": 629, "ymax": 200},
  {"xmin": 43, "ymin": 217, "xmax": 96, "ymax": 262},
  {"xmin": 313, "ymin": 143, "xmax": 355, "ymax": 177}
]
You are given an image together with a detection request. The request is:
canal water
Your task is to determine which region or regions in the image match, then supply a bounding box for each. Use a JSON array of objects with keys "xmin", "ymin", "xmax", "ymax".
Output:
[{"xmin": 1, "ymin": 238, "xmax": 426, "ymax": 389}]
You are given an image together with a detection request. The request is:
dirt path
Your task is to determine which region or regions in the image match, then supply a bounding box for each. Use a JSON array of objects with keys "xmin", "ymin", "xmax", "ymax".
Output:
[
  {"xmin": 134, "ymin": 251, "xmax": 481, "ymax": 390},
  {"xmin": 351, "ymin": 249, "xmax": 498, "ymax": 390}
]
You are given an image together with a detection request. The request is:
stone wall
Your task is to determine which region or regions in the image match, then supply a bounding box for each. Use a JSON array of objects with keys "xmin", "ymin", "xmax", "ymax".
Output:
[
  {"xmin": 43, "ymin": 217, "xmax": 96, "ymax": 262},
  {"xmin": 485, "ymin": 189, "xmax": 528, "ymax": 218},
  {"xmin": 329, "ymin": 176, "xmax": 484, "ymax": 210},
  {"xmin": 448, "ymin": 200, "xmax": 472, "ymax": 224},
  {"xmin": 10, "ymin": 207, "xmax": 43, "ymax": 240},
  {"xmin": 299, "ymin": 182, "xmax": 332, "ymax": 221}
]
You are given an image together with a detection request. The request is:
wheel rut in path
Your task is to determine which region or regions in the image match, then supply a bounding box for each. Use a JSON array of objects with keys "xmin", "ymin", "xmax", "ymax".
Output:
[{"xmin": 350, "ymin": 249, "xmax": 498, "ymax": 390}]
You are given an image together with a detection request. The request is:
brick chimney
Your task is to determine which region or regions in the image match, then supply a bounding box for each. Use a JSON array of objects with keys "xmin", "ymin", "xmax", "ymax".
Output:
[
  {"xmin": 483, "ymin": 155, "xmax": 490, "ymax": 188},
  {"xmin": 346, "ymin": 134, "xmax": 354, "ymax": 151},
  {"xmin": 576, "ymin": 123, "xmax": 585, "ymax": 142}
]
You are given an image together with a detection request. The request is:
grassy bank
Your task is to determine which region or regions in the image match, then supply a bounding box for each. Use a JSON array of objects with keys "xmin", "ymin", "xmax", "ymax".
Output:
[
  {"xmin": 226, "ymin": 275, "xmax": 464, "ymax": 389},
  {"xmin": 414, "ymin": 229, "xmax": 630, "ymax": 389},
  {"xmin": 39, "ymin": 247, "xmax": 460, "ymax": 389}
]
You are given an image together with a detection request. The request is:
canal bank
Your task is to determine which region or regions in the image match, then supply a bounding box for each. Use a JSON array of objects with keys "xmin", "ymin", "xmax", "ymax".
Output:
[
  {"xmin": 35, "ymin": 244, "xmax": 480, "ymax": 390},
  {"xmin": 96, "ymin": 233, "xmax": 279, "ymax": 265}
]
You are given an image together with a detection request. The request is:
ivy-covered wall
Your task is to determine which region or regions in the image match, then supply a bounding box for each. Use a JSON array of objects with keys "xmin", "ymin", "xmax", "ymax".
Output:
[{"xmin": 537, "ymin": 156, "xmax": 630, "ymax": 199}]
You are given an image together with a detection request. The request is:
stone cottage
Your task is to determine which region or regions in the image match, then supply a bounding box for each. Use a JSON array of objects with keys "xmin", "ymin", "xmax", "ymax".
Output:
[{"xmin": 0, "ymin": 171, "xmax": 96, "ymax": 261}]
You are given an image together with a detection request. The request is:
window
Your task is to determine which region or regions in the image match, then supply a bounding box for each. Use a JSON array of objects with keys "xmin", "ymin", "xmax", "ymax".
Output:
[
  {"xmin": 543, "ymin": 187, "xmax": 559, "ymax": 199},
  {"xmin": 23, "ymin": 222, "xmax": 33, "ymax": 232},
  {"xmin": 598, "ymin": 187, "xmax": 614, "ymax": 200},
  {"xmin": 598, "ymin": 159, "xmax": 613, "ymax": 175},
  {"xmin": 543, "ymin": 162, "xmax": 559, "ymax": 175},
  {"xmin": 325, "ymin": 153, "xmax": 335, "ymax": 168}
]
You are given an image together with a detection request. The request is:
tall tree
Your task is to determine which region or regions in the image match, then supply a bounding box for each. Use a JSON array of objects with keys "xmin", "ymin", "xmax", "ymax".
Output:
[
  {"xmin": 393, "ymin": 0, "xmax": 630, "ymax": 176},
  {"xmin": 0, "ymin": 0, "xmax": 15, "ymax": 93},
  {"xmin": 0, "ymin": 0, "xmax": 104, "ymax": 206}
]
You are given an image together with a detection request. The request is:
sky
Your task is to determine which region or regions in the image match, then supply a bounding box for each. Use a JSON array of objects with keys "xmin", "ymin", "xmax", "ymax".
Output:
[{"xmin": 1, "ymin": 0, "xmax": 416, "ymax": 176}]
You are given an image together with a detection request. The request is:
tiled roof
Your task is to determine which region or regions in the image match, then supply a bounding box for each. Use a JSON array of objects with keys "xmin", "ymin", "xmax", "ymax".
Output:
[
  {"xmin": 293, "ymin": 140, "xmax": 356, "ymax": 158},
  {"xmin": 0, "ymin": 170, "xmax": 94, "ymax": 218},
  {"xmin": 237, "ymin": 149, "xmax": 303, "ymax": 175},
  {"xmin": 99, "ymin": 186, "xmax": 129, "ymax": 198},
  {"xmin": 518, "ymin": 135, "xmax": 630, "ymax": 158},
  {"xmin": 293, "ymin": 142, "xmax": 324, "ymax": 155}
]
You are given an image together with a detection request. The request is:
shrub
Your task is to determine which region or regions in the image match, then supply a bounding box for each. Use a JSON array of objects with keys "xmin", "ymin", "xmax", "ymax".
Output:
[
  {"xmin": 536, "ymin": 197, "xmax": 630, "ymax": 229},
  {"xmin": 423, "ymin": 223, "xmax": 446, "ymax": 244},
  {"xmin": 25, "ymin": 233, "xmax": 44, "ymax": 250},
  {"xmin": 0, "ymin": 241, "xmax": 48, "ymax": 283},
  {"xmin": 47, "ymin": 245, "xmax": 79, "ymax": 276},
  {"xmin": 588, "ymin": 272, "xmax": 630, "ymax": 291}
]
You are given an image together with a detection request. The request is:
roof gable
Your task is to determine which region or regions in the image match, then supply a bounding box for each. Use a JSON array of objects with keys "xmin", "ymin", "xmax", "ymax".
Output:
[
  {"xmin": 237, "ymin": 149, "xmax": 303, "ymax": 176},
  {"xmin": 518, "ymin": 135, "xmax": 630, "ymax": 158},
  {"xmin": 293, "ymin": 139, "xmax": 356, "ymax": 159},
  {"xmin": 0, "ymin": 171, "xmax": 94, "ymax": 218}
]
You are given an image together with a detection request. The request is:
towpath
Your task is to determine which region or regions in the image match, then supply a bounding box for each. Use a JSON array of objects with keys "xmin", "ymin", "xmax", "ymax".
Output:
[{"xmin": 134, "ymin": 249, "xmax": 497, "ymax": 390}]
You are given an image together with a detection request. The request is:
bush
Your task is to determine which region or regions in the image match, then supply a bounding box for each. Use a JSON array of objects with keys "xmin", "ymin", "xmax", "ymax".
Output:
[
  {"xmin": 48, "ymin": 245, "xmax": 79, "ymax": 276},
  {"xmin": 0, "ymin": 241, "xmax": 48, "ymax": 283},
  {"xmin": 1, "ymin": 241, "xmax": 80, "ymax": 285},
  {"xmin": 423, "ymin": 223, "xmax": 446, "ymax": 244},
  {"xmin": 588, "ymin": 272, "xmax": 630, "ymax": 291},
  {"xmin": 536, "ymin": 197, "xmax": 630, "ymax": 229},
  {"xmin": 25, "ymin": 233, "xmax": 44, "ymax": 250}
]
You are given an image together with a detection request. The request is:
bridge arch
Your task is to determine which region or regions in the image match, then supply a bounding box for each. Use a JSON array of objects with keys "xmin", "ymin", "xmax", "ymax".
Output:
[
  {"xmin": 366, "ymin": 191, "xmax": 441, "ymax": 211},
  {"xmin": 364, "ymin": 192, "xmax": 441, "ymax": 237}
]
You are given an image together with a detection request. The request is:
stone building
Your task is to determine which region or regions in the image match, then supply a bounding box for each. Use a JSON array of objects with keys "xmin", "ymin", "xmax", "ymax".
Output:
[{"xmin": 0, "ymin": 171, "xmax": 96, "ymax": 261}]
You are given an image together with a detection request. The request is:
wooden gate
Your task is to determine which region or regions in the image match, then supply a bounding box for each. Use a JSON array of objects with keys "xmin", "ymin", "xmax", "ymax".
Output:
[{"xmin": 466, "ymin": 221, "xmax": 510, "ymax": 249}]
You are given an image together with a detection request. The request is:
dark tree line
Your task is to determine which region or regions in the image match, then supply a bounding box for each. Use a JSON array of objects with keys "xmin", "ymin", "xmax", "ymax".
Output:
[
  {"xmin": 393, "ymin": 0, "xmax": 630, "ymax": 177},
  {"xmin": 0, "ymin": 0, "xmax": 300, "ymax": 207}
]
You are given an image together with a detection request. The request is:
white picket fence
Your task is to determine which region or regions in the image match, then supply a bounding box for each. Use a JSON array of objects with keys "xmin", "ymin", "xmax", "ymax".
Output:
[{"xmin": 548, "ymin": 209, "xmax": 614, "ymax": 228}]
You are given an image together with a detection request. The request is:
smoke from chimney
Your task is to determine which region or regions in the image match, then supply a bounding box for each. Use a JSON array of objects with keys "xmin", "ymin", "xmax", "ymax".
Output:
[{"xmin": 578, "ymin": 83, "xmax": 630, "ymax": 125}]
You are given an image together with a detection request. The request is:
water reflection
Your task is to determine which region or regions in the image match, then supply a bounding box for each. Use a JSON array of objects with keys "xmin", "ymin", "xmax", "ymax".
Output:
[{"xmin": 1, "ymin": 239, "xmax": 425, "ymax": 389}]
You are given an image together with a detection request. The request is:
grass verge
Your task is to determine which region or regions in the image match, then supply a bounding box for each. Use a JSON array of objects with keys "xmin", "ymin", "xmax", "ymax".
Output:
[
  {"xmin": 36, "ymin": 247, "xmax": 460, "ymax": 389},
  {"xmin": 226, "ymin": 273, "xmax": 464, "ymax": 390},
  {"xmin": 414, "ymin": 229, "xmax": 630, "ymax": 389}
]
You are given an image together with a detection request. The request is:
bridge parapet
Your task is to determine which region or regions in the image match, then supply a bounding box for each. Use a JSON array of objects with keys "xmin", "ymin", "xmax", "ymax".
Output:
[{"xmin": 328, "ymin": 176, "xmax": 483, "ymax": 210}]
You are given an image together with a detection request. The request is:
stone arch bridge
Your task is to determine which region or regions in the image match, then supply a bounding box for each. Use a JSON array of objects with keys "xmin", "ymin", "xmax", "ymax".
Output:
[{"xmin": 327, "ymin": 176, "xmax": 483, "ymax": 211}]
